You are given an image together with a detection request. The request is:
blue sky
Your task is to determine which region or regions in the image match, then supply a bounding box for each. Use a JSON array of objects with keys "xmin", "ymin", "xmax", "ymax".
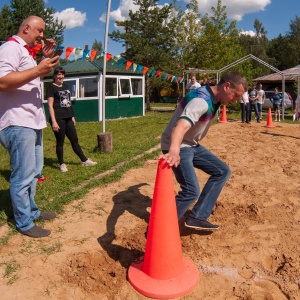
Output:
[{"xmin": 1, "ymin": 0, "xmax": 300, "ymax": 58}]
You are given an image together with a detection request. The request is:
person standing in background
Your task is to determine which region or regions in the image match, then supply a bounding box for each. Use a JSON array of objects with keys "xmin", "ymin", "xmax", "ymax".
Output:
[
  {"xmin": 0, "ymin": 16, "xmax": 59, "ymax": 238},
  {"xmin": 257, "ymin": 83, "xmax": 265, "ymax": 121},
  {"xmin": 271, "ymin": 87, "xmax": 282, "ymax": 122},
  {"xmin": 240, "ymin": 91, "xmax": 250, "ymax": 123},
  {"xmin": 46, "ymin": 67, "xmax": 97, "ymax": 173},
  {"xmin": 186, "ymin": 75, "xmax": 201, "ymax": 93},
  {"xmin": 248, "ymin": 84, "xmax": 260, "ymax": 123}
]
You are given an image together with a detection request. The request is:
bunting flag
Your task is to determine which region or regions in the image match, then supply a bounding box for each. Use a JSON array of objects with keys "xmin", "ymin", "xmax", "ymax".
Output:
[
  {"xmin": 142, "ymin": 67, "xmax": 149, "ymax": 75},
  {"xmin": 154, "ymin": 71, "xmax": 161, "ymax": 78},
  {"xmin": 36, "ymin": 42, "xmax": 184, "ymax": 83},
  {"xmin": 137, "ymin": 65, "xmax": 144, "ymax": 74},
  {"xmin": 90, "ymin": 49, "xmax": 98, "ymax": 62},
  {"xmin": 82, "ymin": 48, "xmax": 90, "ymax": 60},
  {"xmin": 74, "ymin": 48, "xmax": 82, "ymax": 61},
  {"xmin": 132, "ymin": 63, "xmax": 137, "ymax": 72},
  {"xmin": 147, "ymin": 68, "xmax": 153, "ymax": 77},
  {"xmin": 117, "ymin": 58, "xmax": 126, "ymax": 66},
  {"xmin": 125, "ymin": 60, "xmax": 133, "ymax": 70},
  {"xmin": 65, "ymin": 47, "xmax": 74, "ymax": 60},
  {"xmin": 106, "ymin": 52, "xmax": 113, "ymax": 62},
  {"xmin": 150, "ymin": 70, "xmax": 157, "ymax": 77}
]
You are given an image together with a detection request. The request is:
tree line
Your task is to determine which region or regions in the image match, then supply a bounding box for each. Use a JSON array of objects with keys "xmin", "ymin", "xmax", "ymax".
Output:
[{"xmin": 1, "ymin": 0, "xmax": 300, "ymax": 108}]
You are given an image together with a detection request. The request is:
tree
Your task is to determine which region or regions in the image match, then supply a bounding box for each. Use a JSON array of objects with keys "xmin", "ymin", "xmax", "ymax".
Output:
[
  {"xmin": 109, "ymin": 0, "xmax": 180, "ymax": 110},
  {"xmin": 92, "ymin": 39, "xmax": 103, "ymax": 52},
  {"xmin": 195, "ymin": 0, "xmax": 244, "ymax": 70},
  {"xmin": 0, "ymin": 0, "xmax": 65, "ymax": 47}
]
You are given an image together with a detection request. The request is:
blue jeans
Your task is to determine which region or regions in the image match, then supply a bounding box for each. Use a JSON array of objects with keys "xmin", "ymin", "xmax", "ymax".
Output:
[
  {"xmin": 165, "ymin": 145, "xmax": 231, "ymax": 221},
  {"xmin": 0, "ymin": 126, "xmax": 43, "ymax": 231}
]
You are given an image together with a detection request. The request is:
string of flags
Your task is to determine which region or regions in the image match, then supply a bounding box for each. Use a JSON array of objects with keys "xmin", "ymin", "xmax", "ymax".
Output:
[{"xmin": 34, "ymin": 44, "xmax": 186, "ymax": 84}]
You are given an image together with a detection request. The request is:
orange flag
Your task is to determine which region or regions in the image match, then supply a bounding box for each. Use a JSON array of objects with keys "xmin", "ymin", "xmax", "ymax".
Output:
[
  {"xmin": 65, "ymin": 47, "xmax": 74, "ymax": 60},
  {"xmin": 142, "ymin": 67, "xmax": 149, "ymax": 75},
  {"xmin": 154, "ymin": 71, "xmax": 161, "ymax": 77},
  {"xmin": 126, "ymin": 60, "xmax": 133, "ymax": 70},
  {"xmin": 106, "ymin": 53, "xmax": 113, "ymax": 62},
  {"xmin": 167, "ymin": 74, "xmax": 172, "ymax": 81},
  {"xmin": 90, "ymin": 49, "xmax": 98, "ymax": 61}
]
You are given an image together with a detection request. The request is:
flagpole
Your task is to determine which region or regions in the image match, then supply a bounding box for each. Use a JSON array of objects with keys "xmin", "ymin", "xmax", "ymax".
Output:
[{"xmin": 102, "ymin": 0, "xmax": 111, "ymax": 133}]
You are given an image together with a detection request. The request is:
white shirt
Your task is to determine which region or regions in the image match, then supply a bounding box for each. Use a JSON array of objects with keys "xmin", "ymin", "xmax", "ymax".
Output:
[
  {"xmin": 0, "ymin": 35, "xmax": 46, "ymax": 130},
  {"xmin": 257, "ymin": 89, "xmax": 265, "ymax": 104},
  {"xmin": 186, "ymin": 81, "xmax": 201, "ymax": 91}
]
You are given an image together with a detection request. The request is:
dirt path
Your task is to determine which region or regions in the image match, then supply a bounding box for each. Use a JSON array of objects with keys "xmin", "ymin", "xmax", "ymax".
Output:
[{"xmin": 0, "ymin": 120, "xmax": 299, "ymax": 300}]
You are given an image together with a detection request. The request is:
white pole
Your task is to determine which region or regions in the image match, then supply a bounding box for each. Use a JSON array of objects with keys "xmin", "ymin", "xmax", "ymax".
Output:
[{"xmin": 102, "ymin": 0, "xmax": 111, "ymax": 132}]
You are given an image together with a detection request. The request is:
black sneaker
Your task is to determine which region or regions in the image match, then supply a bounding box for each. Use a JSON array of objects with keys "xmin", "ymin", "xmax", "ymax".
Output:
[{"xmin": 185, "ymin": 218, "xmax": 219, "ymax": 231}]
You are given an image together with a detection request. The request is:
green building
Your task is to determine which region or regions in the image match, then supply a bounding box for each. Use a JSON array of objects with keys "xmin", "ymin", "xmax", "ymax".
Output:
[{"xmin": 42, "ymin": 57, "xmax": 145, "ymax": 122}]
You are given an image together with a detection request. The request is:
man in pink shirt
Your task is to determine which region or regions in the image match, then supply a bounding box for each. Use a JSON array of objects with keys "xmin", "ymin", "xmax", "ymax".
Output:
[{"xmin": 0, "ymin": 16, "xmax": 59, "ymax": 238}]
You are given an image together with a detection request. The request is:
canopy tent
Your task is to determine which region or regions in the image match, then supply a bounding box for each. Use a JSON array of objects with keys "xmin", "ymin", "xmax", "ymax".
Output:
[{"xmin": 183, "ymin": 54, "xmax": 294, "ymax": 119}]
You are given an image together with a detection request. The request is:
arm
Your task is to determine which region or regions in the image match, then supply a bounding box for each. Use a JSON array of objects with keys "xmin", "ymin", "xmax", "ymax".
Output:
[
  {"xmin": 160, "ymin": 119, "xmax": 191, "ymax": 167},
  {"xmin": 0, "ymin": 56, "xmax": 59, "ymax": 91},
  {"xmin": 47, "ymin": 96, "xmax": 60, "ymax": 132}
]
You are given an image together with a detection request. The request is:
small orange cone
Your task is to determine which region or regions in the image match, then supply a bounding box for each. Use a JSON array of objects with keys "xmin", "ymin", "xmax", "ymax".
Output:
[
  {"xmin": 219, "ymin": 105, "xmax": 228, "ymax": 123},
  {"xmin": 265, "ymin": 108, "xmax": 274, "ymax": 128},
  {"xmin": 128, "ymin": 159, "xmax": 199, "ymax": 299}
]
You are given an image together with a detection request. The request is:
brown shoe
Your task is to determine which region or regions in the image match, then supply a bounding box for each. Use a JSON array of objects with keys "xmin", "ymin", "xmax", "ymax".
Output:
[
  {"xmin": 38, "ymin": 211, "xmax": 57, "ymax": 220},
  {"xmin": 20, "ymin": 225, "xmax": 51, "ymax": 238}
]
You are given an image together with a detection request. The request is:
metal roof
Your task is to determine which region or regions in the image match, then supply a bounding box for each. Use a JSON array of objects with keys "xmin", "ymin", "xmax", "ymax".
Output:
[
  {"xmin": 50, "ymin": 56, "xmax": 141, "ymax": 76},
  {"xmin": 254, "ymin": 65, "xmax": 300, "ymax": 82}
]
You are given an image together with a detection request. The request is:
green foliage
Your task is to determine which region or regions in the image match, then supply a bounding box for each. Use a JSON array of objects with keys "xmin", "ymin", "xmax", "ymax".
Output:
[{"xmin": 0, "ymin": 0, "xmax": 65, "ymax": 46}]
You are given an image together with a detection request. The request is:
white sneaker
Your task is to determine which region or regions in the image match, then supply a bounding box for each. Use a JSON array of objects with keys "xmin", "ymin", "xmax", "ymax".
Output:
[
  {"xmin": 60, "ymin": 163, "xmax": 68, "ymax": 172},
  {"xmin": 82, "ymin": 159, "xmax": 97, "ymax": 166}
]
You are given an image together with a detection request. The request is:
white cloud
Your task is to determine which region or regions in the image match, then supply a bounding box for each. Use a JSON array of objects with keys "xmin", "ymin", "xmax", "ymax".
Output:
[
  {"xmin": 53, "ymin": 8, "xmax": 87, "ymax": 29},
  {"xmin": 240, "ymin": 30, "xmax": 256, "ymax": 37},
  {"xmin": 100, "ymin": 0, "xmax": 139, "ymax": 24},
  {"xmin": 184, "ymin": 0, "xmax": 271, "ymax": 21}
]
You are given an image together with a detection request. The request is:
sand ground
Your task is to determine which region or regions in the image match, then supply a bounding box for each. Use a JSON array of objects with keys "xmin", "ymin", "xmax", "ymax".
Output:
[{"xmin": 0, "ymin": 120, "xmax": 299, "ymax": 300}]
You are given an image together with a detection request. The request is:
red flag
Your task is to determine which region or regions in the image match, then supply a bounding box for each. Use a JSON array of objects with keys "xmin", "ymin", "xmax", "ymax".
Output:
[
  {"xmin": 65, "ymin": 47, "xmax": 74, "ymax": 60},
  {"xmin": 142, "ymin": 67, "xmax": 149, "ymax": 75},
  {"xmin": 106, "ymin": 53, "xmax": 113, "ymax": 62},
  {"xmin": 154, "ymin": 71, "xmax": 161, "ymax": 77},
  {"xmin": 90, "ymin": 49, "xmax": 98, "ymax": 61},
  {"xmin": 167, "ymin": 74, "xmax": 172, "ymax": 81},
  {"xmin": 126, "ymin": 60, "xmax": 133, "ymax": 70}
]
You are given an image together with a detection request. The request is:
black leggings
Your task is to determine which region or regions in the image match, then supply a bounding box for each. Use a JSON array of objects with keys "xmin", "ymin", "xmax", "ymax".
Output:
[{"xmin": 51, "ymin": 118, "xmax": 87, "ymax": 165}]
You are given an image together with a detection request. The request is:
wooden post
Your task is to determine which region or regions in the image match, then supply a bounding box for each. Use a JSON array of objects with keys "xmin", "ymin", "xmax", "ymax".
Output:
[{"xmin": 97, "ymin": 132, "xmax": 113, "ymax": 152}]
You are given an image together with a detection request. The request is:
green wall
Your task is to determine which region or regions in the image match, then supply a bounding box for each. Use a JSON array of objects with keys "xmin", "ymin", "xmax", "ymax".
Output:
[{"xmin": 43, "ymin": 97, "xmax": 144, "ymax": 122}]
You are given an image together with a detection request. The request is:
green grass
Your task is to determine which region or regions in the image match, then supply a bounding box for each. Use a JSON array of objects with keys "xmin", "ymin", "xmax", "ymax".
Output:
[
  {"xmin": 0, "ymin": 108, "xmax": 297, "ymax": 244},
  {"xmin": 0, "ymin": 111, "xmax": 173, "ymax": 240}
]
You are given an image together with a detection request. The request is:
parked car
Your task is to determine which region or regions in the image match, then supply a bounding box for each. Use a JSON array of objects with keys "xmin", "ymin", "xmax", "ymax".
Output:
[{"xmin": 262, "ymin": 91, "xmax": 293, "ymax": 109}]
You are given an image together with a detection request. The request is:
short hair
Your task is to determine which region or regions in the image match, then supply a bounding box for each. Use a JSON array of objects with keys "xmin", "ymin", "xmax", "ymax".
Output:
[
  {"xmin": 218, "ymin": 70, "xmax": 248, "ymax": 91},
  {"xmin": 53, "ymin": 67, "xmax": 65, "ymax": 81}
]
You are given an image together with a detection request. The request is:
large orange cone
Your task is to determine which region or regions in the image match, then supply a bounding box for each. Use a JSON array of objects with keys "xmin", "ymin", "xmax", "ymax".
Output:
[
  {"xmin": 265, "ymin": 108, "xmax": 274, "ymax": 128},
  {"xmin": 128, "ymin": 159, "xmax": 199, "ymax": 299},
  {"xmin": 219, "ymin": 105, "xmax": 228, "ymax": 123}
]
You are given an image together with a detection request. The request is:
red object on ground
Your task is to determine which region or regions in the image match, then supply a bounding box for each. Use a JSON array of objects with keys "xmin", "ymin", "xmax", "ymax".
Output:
[
  {"xmin": 38, "ymin": 176, "xmax": 50, "ymax": 183},
  {"xmin": 219, "ymin": 105, "xmax": 228, "ymax": 123},
  {"xmin": 128, "ymin": 159, "xmax": 199, "ymax": 299},
  {"xmin": 265, "ymin": 108, "xmax": 275, "ymax": 128}
]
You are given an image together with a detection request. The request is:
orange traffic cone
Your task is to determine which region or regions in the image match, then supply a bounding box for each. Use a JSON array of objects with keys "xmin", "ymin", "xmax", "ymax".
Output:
[
  {"xmin": 219, "ymin": 105, "xmax": 228, "ymax": 123},
  {"xmin": 265, "ymin": 108, "xmax": 274, "ymax": 128},
  {"xmin": 128, "ymin": 159, "xmax": 199, "ymax": 299}
]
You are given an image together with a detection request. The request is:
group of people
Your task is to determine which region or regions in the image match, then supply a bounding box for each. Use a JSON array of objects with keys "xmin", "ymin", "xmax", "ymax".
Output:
[
  {"xmin": 0, "ymin": 16, "xmax": 96, "ymax": 238},
  {"xmin": 240, "ymin": 83, "xmax": 287, "ymax": 123},
  {"xmin": 240, "ymin": 83, "xmax": 266, "ymax": 123},
  {"xmin": 0, "ymin": 15, "xmax": 248, "ymax": 239}
]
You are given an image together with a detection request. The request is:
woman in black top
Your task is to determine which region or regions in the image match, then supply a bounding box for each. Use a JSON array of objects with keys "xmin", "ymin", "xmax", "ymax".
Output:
[{"xmin": 46, "ymin": 67, "xmax": 97, "ymax": 172}]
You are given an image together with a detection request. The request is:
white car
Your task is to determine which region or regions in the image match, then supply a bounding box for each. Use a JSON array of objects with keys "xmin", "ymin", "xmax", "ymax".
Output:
[{"xmin": 262, "ymin": 91, "xmax": 293, "ymax": 109}]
